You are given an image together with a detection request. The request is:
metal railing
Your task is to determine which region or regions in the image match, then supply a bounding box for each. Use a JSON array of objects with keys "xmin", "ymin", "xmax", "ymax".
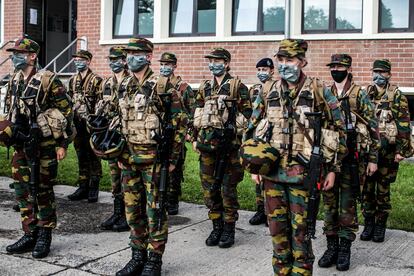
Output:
[{"xmin": 0, "ymin": 39, "xmax": 18, "ymax": 68}]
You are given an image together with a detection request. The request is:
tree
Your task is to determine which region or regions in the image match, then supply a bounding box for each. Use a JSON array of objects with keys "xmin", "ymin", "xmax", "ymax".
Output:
[
  {"xmin": 263, "ymin": 7, "xmax": 285, "ymax": 32},
  {"xmin": 304, "ymin": 6, "xmax": 328, "ymax": 30},
  {"xmin": 381, "ymin": 4, "xmax": 394, "ymax": 28}
]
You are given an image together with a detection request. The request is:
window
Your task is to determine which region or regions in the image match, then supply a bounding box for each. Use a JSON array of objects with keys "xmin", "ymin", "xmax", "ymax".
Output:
[
  {"xmin": 302, "ymin": 0, "xmax": 362, "ymax": 33},
  {"xmin": 113, "ymin": 0, "xmax": 154, "ymax": 38},
  {"xmin": 170, "ymin": 0, "xmax": 216, "ymax": 36},
  {"xmin": 232, "ymin": 0, "xmax": 285, "ymax": 35},
  {"xmin": 379, "ymin": 0, "xmax": 414, "ymax": 32}
]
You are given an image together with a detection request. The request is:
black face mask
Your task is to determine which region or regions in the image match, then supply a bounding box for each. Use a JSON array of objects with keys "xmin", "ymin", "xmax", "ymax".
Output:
[{"xmin": 331, "ymin": 70, "xmax": 348, "ymax": 83}]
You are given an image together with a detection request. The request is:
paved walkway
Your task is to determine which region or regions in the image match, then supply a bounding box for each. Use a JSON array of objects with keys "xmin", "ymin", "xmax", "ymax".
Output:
[{"xmin": 0, "ymin": 177, "xmax": 414, "ymax": 276}]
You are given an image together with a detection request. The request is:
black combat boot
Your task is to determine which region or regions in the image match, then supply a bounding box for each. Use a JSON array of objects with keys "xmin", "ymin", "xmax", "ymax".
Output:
[
  {"xmin": 205, "ymin": 219, "xmax": 223, "ymax": 246},
  {"xmin": 116, "ymin": 248, "xmax": 147, "ymax": 276},
  {"xmin": 141, "ymin": 252, "xmax": 162, "ymax": 276},
  {"xmin": 113, "ymin": 215, "xmax": 129, "ymax": 232},
  {"xmin": 68, "ymin": 180, "xmax": 89, "ymax": 201},
  {"xmin": 167, "ymin": 197, "xmax": 179, "ymax": 216},
  {"xmin": 6, "ymin": 231, "xmax": 38, "ymax": 254},
  {"xmin": 32, "ymin": 228, "xmax": 52, "ymax": 259},
  {"xmin": 88, "ymin": 176, "xmax": 100, "ymax": 203},
  {"xmin": 360, "ymin": 216, "xmax": 375, "ymax": 241},
  {"xmin": 101, "ymin": 195, "xmax": 123, "ymax": 230},
  {"xmin": 219, "ymin": 222, "xmax": 235, "ymax": 248},
  {"xmin": 249, "ymin": 205, "xmax": 267, "ymax": 225},
  {"xmin": 318, "ymin": 236, "xmax": 339, "ymax": 268},
  {"xmin": 12, "ymin": 204, "xmax": 20, "ymax": 212},
  {"xmin": 336, "ymin": 238, "xmax": 352, "ymax": 271},
  {"xmin": 373, "ymin": 215, "xmax": 388, "ymax": 243}
]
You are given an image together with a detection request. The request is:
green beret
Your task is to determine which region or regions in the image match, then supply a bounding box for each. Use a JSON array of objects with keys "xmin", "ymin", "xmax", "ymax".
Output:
[{"xmin": 6, "ymin": 37, "xmax": 40, "ymax": 54}]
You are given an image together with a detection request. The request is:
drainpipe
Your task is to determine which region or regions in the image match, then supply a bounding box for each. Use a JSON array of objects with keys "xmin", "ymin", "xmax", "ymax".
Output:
[{"xmin": 284, "ymin": 0, "xmax": 291, "ymax": 39}]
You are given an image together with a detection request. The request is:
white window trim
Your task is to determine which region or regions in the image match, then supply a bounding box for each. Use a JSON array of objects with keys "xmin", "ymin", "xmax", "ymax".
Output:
[
  {"xmin": 0, "ymin": 0, "xmax": 4, "ymax": 45},
  {"xmin": 100, "ymin": 0, "xmax": 414, "ymax": 45}
]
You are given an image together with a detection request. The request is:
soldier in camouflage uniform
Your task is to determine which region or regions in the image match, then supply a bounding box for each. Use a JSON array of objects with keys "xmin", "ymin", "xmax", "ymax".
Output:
[
  {"xmin": 246, "ymin": 39, "xmax": 346, "ymax": 275},
  {"xmin": 192, "ymin": 48, "xmax": 252, "ymax": 248},
  {"xmin": 248, "ymin": 57, "xmax": 277, "ymax": 226},
  {"xmin": 158, "ymin": 52, "xmax": 195, "ymax": 215},
  {"xmin": 0, "ymin": 37, "xmax": 73, "ymax": 258},
  {"xmin": 67, "ymin": 50, "xmax": 103, "ymax": 203},
  {"xmin": 361, "ymin": 59, "xmax": 411, "ymax": 243},
  {"xmin": 97, "ymin": 46, "xmax": 130, "ymax": 232},
  {"xmin": 318, "ymin": 54, "xmax": 380, "ymax": 271},
  {"xmin": 115, "ymin": 38, "xmax": 187, "ymax": 276}
]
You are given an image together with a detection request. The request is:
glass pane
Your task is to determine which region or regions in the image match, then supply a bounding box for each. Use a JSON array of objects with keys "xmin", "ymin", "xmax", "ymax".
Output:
[
  {"xmin": 171, "ymin": 0, "xmax": 194, "ymax": 34},
  {"xmin": 234, "ymin": 0, "xmax": 258, "ymax": 32},
  {"xmin": 381, "ymin": 0, "xmax": 409, "ymax": 29},
  {"xmin": 114, "ymin": 0, "xmax": 135, "ymax": 36},
  {"xmin": 303, "ymin": 0, "xmax": 329, "ymax": 31},
  {"xmin": 197, "ymin": 0, "xmax": 216, "ymax": 33},
  {"xmin": 336, "ymin": 0, "xmax": 362, "ymax": 30},
  {"xmin": 138, "ymin": 0, "xmax": 154, "ymax": 36},
  {"xmin": 263, "ymin": 0, "xmax": 285, "ymax": 32}
]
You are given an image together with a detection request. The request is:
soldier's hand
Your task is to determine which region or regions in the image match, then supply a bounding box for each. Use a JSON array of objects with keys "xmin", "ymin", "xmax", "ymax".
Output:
[
  {"xmin": 56, "ymin": 147, "xmax": 67, "ymax": 161},
  {"xmin": 366, "ymin": 162, "xmax": 378, "ymax": 176},
  {"xmin": 192, "ymin": 141, "xmax": 200, "ymax": 154},
  {"xmin": 169, "ymin": 164, "xmax": 176, "ymax": 172},
  {"xmin": 322, "ymin": 172, "xmax": 335, "ymax": 191},
  {"xmin": 251, "ymin": 174, "xmax": 261, "ymax": 184},
  {"xmin": 394, "ymin": 153, "xmax": 404, "ymax": 163}
]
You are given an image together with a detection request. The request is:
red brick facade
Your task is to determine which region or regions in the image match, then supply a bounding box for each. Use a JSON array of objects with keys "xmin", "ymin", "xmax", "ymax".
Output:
[{"xmin": 1, "ymin": 0, "xmax": 414, "ymax": 88}]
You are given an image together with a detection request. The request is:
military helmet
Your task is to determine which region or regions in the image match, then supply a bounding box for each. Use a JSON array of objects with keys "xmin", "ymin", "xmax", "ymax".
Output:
[
  {"xmin": 239, "ymin": 139, "xmax": 280, "ymax": 175},
  {"xmin": 0, "ymin": 118, "xmax": 14, "ymax": 147},
  {"xmin": 90, "ymin": 129, "xmax": 126, "ymax": 160},
  {"xmin": 86, "ymin": 115, "xmax": 109, "ymax": 134}
]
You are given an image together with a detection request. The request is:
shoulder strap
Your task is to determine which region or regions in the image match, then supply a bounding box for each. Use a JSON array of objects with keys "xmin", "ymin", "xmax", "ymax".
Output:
[
  {"xmin": 386, "ymin": 84, "xmax": 399, "ymax": 103},
  {"xmin": 347, "ymin": 84, "xmax": 361, "ymax": 112},
  {"xmin": 156, "ymin": 76, "xmax": 169, "ymax": 94},
  {"xmin": 38, "ymin": 70, "xmax": 57, "ymax": 105},
  {"xmin": 198, "ymin": 80, "xmax": 209, "ymax": 99},
  {"xmin": 228, "ymin": 77, "xmax": 241, "ymax": 100},
  {"xmin": 311, "ymin": 77, "xmax": 332, "ymax": 121}
]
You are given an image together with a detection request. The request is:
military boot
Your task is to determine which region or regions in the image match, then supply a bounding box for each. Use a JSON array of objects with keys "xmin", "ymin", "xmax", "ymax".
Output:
[
  {"xmin": 113, "ymin": 215, "xmax": 129, "ymax": 232},
  {"xmin": 116, "ymin": 248, "xmax": 147, "ymax": 276},
  {"xmin": 205, "ymin": 219, "xmax": 223, "ymax": 246},
  {"xmin": 101, "ymin": 195, "xmax": 123, "ymax": 230},
  {"xmin": 141, "ymin": 252, "xmax": 162, "ymax": 276},
  {"xmin": 373, "ymin": 215, "xmax": 388, "ymax": 243},
  {"xmin": 68, "ymin": 180, "xmax": 89, "ymax": 201},
  {"xmin": 318, "ymin": 236, "xmax": 339, "ymax": 268},
  {"xmin": 360, "ymin": 216, "xmax": 375, "ymax": 241},
  {"xmin": 219, "ymin": 222, "xmax": 236, "ymax": 248},
  {"xmin": 167, "ymin": 197, "xmax": 179, "ymax": 216},
  {"xmin": 6, "ymin": 231, "xmax": 38, "ymax": 254},
  {"xmin": 336, "ymin": 238, "xmax": 352, "ymax": 271},
  {"xmin": 32, "ymin": 228, "xmax": 52, "ymax": 259},
  {"xmin": 88, "ymin": 176, "xmax": 100, "ymax": 203},
  {"xmin": 249, "ymin": 205, "xmax": 267, "ymax": 225}
]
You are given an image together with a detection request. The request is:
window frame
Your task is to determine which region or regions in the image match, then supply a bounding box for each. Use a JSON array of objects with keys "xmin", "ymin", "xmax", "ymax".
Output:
[
  {"xmin": 379, "ymin": 0, "xmax": 414, "ymax": 33},
  {"xmin": 112, "ymin": 0, "xmax": 154, "ymax": 39},
  {"xmin": 232, "ymin": 0, "xmax": 285, "ymax": 36},
  {"xmin": 169, "ymin": 0, "xmax": 216, "ymax": 37},
  {"xmin": 301, "ymin": 0, "xmax": 363, "ymax": 34}
]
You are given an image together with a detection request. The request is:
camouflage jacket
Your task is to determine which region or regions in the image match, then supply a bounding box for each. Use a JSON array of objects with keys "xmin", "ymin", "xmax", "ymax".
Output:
[
  {"xmin": 169, "ymin": 74, "xmax": 196, "ymax": 121},
  {"xmin": 248, "ymin": 78, "xmax": 278, "ymax": 103},
  {"xmin": 367, "ymin": 82, "xmax": 411, "ymax": 157},
  {"xmin": 247, "ymin": 73, "xmax": 346, "ymax": 184},
  {"xmin": 330, "ymin": 77, "xmax": 380, "ymax": 163}
]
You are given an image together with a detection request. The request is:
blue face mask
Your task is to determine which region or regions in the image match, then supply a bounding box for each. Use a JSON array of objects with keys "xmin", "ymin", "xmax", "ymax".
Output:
[
  {"xmin": 160, "ymin": 65, "xmax": 174, "ymax": 77},
  {"xmin": 109, "ymin": 60, "xmax": 124, "ymax": 73},
  {"xmin": 278, "ymin": 64, "xmax": 300, "ymax": 83},
  {"xmin": 74, "ymin": 60, "xmax": 88, "ymax": 72},
  {"xmin": 208, "ymin": 63, "xmax": 226, "ymax": 76},
  {"xmin": 11, "ymin": 53, "xmax": 28, "ymax": 70},
  {"xmin": 127, "ymin": 55, "xmax": 148, "ymax": 72},
  {"xmin": 257, "ymin": 71, "xmax": 270, "ymax": 83},
  {"xmin": 373, "ymin": 73, "xmax": 388, "ymax": 87}
]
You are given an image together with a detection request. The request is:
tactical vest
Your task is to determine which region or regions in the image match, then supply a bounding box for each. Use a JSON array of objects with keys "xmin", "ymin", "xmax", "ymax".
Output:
[
  {"xmin": 71, "ymin": 72, "xmax": 100, "ymax": 120},
  {"xmin": 95, "ymin": 73, "xmax": 127, "ymax": 117},
  {"xmin": 249, "ymin": 79, "xmax": 277, "ymax": 103}
]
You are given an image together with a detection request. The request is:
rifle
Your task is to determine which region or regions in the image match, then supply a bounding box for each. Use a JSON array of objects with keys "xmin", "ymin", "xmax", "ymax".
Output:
[
  {"xmin": 295, "ymin": 112, "xmax": 323, "ymax": 240},
  {"xmin": 152, "ymin": 93, "xmax": 174, "ymax": 231},
  {"xmin": 211, "ymin": 99, "xmax": 238, "ymax": 192}
]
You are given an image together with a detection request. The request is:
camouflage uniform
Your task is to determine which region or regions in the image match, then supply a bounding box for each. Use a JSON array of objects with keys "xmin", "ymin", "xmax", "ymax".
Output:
[
  {"xmin": 68, "ymin": 50, "xmax": 103, "ymax": 200},
  {"xmin": 246, "ymin": 39, "xmax": 346, "ymax": 275}
]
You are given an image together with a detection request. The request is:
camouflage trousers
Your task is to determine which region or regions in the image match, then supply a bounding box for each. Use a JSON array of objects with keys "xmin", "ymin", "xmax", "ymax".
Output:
[
  {"xmin": 263, "ymin": 179, "xmax": 314, "ymax": 276},
  {"xmin": 199, "ymin": 150, "xmax": 243, "ymax": 223},
  {"xmin": 362, "ymin": 149, "xmax": 398, "ymax": 220},
  {"xmin": 108, "ymin": 158, "xmax": 122, "ymax": 196},
  {"xmin": 167, "ymin": 145, "xmax": 186, "ymax": 202},
  {"xmin": 73, "ymin": 122, "xmax": 102, "ymax": 182},
  {"xmin": 322, "ymin": 164, "xmax": 358, "ymax": 241},
  {"xmin": 119, "ymin": 153, "xmax": 168, "ymax": 255},
  {"xmin": 255, "ymin": 180, "xmax": 265, "ymax": 208},
  {"xmin": 12, "ymin": 141, "xmax": 58, "ymax": 233}
]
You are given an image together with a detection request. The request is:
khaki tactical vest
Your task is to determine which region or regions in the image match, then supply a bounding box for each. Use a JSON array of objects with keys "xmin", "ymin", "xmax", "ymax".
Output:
[
  {"xmin": 249, "ymin": 79, "xmax": 277, "ymax": 103},
  {"xmin": 71, "ymin": 72, "xmax": 100, "ymax": 120}
]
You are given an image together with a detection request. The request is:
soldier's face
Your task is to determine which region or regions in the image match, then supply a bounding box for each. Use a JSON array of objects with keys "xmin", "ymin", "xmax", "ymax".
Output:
[
  {"xmin": 127, "ymin": 51, "xmax": 152, "ymax": 63},
  {"xmin": 208, "ymin": 58, "xmax": 228, "ymax": 68},
  {"xmin": 160, "ymin": 62, "xmax": 176, "ymax": 70},
  {"xmin": 373, "ymin": 70, "xmax": 391, "ymax": 78},
  {"xmin": 329, "ymin": 65, "xmax": 348, "ymax": 72},
  {"xmin": 257, "ymin": 67, "xmax": 273, "ymax": 74},
  {"xmin": 74, "ymin": 57, "xmax": 90, "ymax": 66},
  {"xmin": 276, "ymin": 56, "xmax": 304, "ymax": 69}
]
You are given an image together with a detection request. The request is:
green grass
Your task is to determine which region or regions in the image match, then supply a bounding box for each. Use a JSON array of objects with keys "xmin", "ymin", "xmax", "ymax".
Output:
[{"xmin": 1, "ymin": 145, "xmax": 414, "ymax": 231}]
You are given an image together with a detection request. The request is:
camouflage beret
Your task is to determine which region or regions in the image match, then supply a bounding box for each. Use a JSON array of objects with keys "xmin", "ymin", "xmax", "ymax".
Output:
[
  {"xmin": 158, "ymin": 52, "xmax": 177, "ymax": 63},
  {"xmin": 204, "ymin": 48, "xmax": 231, "ymax": 61},
  {"xmin": 108, "ymin": 46, "xmax": 126, "ymax": 58},
  {"xmin": 239, "ymin": 139, "xmax": 280, "ymax": 176},
  {"xmin": 125, "ymin": 37, "xmax": 154, "ymax": 53},
  {"xmin": 372, "ymin": 59, "xmax": 391, "ymax": 72},
  {"xmin": 275, "ymin": 39, "xmax": 308, "ymax": 59},
  {"xmin": 256, "ymin": 58, "xmax": 274, "ymax": 69},
  {"xmin": 0, "ymin": 118, "xmax": 14, "ymax": 147},
  {"xmin": 6, "ymin": 37, "xmax": 40, "ymax": 54},
  {"xmin": 326, "ymin": 54, "xmax": 352, "ymax": 67},
  {"xmin": 73, "ymin": 50, "xmax": 93, "ymax": 61}
]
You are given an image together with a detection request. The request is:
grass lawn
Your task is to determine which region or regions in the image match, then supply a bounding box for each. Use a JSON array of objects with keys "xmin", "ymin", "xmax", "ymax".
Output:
[{"xmin": 1, "ymin": 144, "xmax": 414, "ymax": 231}]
